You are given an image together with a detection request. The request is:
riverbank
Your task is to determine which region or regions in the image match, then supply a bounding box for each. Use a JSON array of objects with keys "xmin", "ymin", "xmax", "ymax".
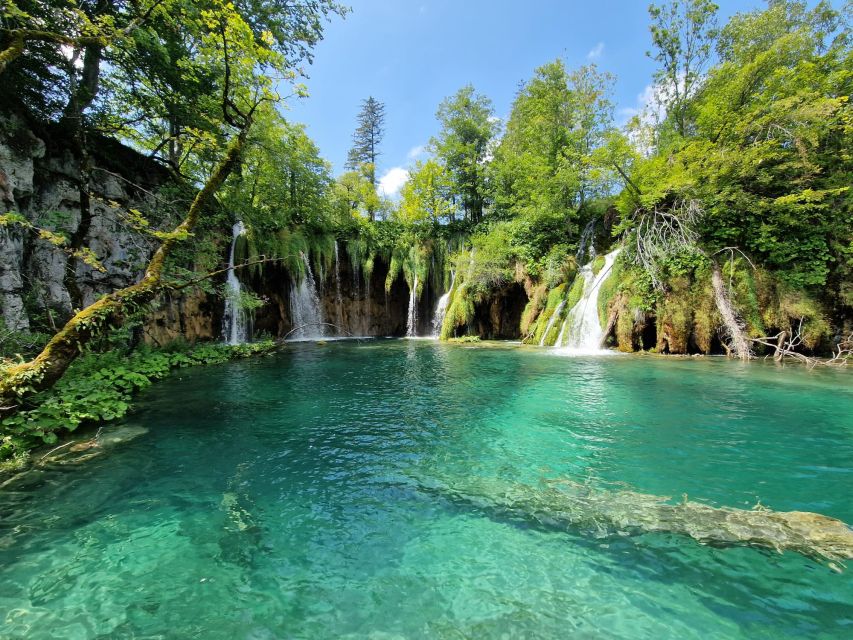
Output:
[{"xmin": 0, "ymin": 340, "xmax": 277, "ymax": 472}]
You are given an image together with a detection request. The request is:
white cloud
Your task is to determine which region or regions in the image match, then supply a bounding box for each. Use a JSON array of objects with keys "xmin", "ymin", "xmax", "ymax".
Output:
[
  {"xmin": 586, "ymin": 42, "xmax": 605, "ymax": 61},
  {"xmin": 407, "ymin": 145, "xmax": 426, "ymax": 160},
  {"xmin": 618, "ymin": 83, "xmax": 667, "ymax": 127},
  {"xmin": 378, "ymin": 167, "xmax": 409, "ymax": 198}
]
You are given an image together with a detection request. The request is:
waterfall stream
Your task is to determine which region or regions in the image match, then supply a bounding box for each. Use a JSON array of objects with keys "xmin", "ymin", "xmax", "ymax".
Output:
[
  {"xmin": 406, "ymin": 276, "xmax": 419, "ymax": 337},
  {"xmin": 539, "ymin": 300, "xmax": 566, "ymax": 346},
  {"xmin": 432, "ymin": 271, "xmax": 455, "ymax": 337},
  {"xmin": 334, "ymin": 241, "xmax": 343, "ymax": 334},
  {"xmin": 222, "ymin": 221, "xmax": 248, "ymax": 345},
  {"xmin": 288, "ymin": 253, "xmax": 326, "ymax": 340},
  {"xmin": 576, "ymin": 219, "xmax": 597, "ymax": 264},
  {"xmin": 554, "ymin": 248, "xmax": 621, "ymax": 353}
]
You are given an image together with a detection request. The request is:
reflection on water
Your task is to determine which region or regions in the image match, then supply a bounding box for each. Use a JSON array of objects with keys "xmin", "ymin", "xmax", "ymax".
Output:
[{"xmin": 0, "ymin": 341, "xmax": 851, "ymax": 639}]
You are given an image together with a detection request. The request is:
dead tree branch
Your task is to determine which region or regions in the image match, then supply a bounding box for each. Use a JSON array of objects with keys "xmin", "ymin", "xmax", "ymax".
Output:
[{"xmin": 631, "ymin": 199, "xmax": 703, "ymax": 290}]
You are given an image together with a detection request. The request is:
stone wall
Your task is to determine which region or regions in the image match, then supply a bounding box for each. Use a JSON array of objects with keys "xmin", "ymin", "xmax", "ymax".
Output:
[{"xmin": 0, "ymin": 110, "xmax": 171, "ymax": 332}]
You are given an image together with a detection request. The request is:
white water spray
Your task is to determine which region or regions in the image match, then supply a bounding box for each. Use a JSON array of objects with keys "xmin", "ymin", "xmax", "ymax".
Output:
[
  {"xmin": 289, "ymin": 252, "xmax": 326, "ymax": 340},
  {"xmin": 406, "ymin": 275, "xmax": 419, "ymax": 337},
  {"xmin": 223, "ymin": 221, "xmax": 249, "ymax": 345},
  {"xmin": 555, "ymin": 248, "xmax": 621, "ymax": 354},
  {"xmin": 539, "ymin": 300, "xmax": 566, "ymax": 346},
  {"xmin": 334, "ymin": 240, "xmax": 343, "ymax": 334},
  {"xmin": 432, "ymin": 271, "xmax": 456, "ymax": 337}
]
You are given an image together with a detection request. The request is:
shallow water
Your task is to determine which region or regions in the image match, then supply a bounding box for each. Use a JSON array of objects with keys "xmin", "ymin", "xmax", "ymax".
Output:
[{"xmin": 1, "ymin": 341, "xmax": 852, "ymax": 639}]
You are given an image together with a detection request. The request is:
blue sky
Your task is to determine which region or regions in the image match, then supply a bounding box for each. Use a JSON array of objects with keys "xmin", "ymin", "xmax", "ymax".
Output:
[{"xmin": 282, "ymin": 0, "xmax": 773, "ymax": 195}]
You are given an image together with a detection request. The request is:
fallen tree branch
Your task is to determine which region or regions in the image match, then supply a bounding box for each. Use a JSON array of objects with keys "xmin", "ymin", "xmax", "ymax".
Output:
[
  {"xmin": 166, "ymin": 255, "xmax": 294, "ymax": 291},
  {"xmin": 711, "ymin": 261, "xmax": 752, "ymax": 360},
  {"xmin": 750, "ymin": 325, "xmax": 851, "ymax": 369},
  {"xmin": 281, "ymin": 323, "xmax": 356, "ymax": 341}
]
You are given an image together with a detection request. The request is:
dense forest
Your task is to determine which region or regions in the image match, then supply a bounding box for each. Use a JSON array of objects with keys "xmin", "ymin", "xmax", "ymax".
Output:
[{"xmin": 1, "ymin": 0, "xmax": 851, "ymax": 464}]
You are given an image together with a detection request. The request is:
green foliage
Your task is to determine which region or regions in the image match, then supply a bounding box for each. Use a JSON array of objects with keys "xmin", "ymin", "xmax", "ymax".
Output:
[
  {"xmin": 647, "ymin": 0, "xmax": 720, "ymax": 137},
  {"xmin": 0, "ymin": 320, "xmax": 51, "ymax": 362},
  {"xmin": 625, "ymin": 0, "xmax": 852, "ymax": 300},
  {"xmin": 0, "ymin": 340, "xmax": 275, "ymax": 463},
  {"xmin": 431, "ymin": 85, "xmax": 499, "ymax": 222},
  {"xmin": 453, "ymin": 223, "xmax": 518, "ymax": 294},
  {"xmin": 398, "ymin": 160, "xmax": 454, "ymax": 224},
  {"xmin": 440, "ymin": 284, "xmax": 476, "ymax": 340}
]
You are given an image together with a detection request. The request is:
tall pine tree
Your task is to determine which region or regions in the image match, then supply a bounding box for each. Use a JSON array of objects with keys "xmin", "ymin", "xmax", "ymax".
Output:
[{"xmin": 345, "ymin": 96, "xmax": 385, "ymax": 219}]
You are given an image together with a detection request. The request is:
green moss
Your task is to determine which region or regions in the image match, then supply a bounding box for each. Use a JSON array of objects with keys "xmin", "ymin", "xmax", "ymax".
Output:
[
  {"xmin": 447, "ymin": 335, "xmax": 481, "ymax": 344},
  {"xmin": 440, "ymin": 283, "xmax": 475, "ymax": 340},
  {"xmin": 520, "ymin": 283, "xmax": 548, "ymax": 340},
  {"xmin": 691, "ymin": 268, "xmax": 719, "ymax": 354},
  {"xmin": 655, "ymin": 276, "xmax": 693, "ymax": 354},
  {"xmin": 597, "ymin": 259, "xmax": 623, "ymax": 328},
  {"xmin": 591, "ymin": 255, "xmax": 606, "ymax": 276},
  {"xmin": 529, "ymin": 283, "xmax": 565, "ymax": 345}
]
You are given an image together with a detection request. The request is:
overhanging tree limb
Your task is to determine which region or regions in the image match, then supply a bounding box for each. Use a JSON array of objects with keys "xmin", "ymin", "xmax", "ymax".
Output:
[
  {"xmin": 0, "ymin": 125, "xmax": 250, "ymax": 414},
  {"xmin": 0, "ymin": 0, "xmax": 166, "ymax": 76}
]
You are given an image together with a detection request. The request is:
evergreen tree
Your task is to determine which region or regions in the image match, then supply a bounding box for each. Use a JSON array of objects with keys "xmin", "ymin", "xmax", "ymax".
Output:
[{"xmin": 345, "ymin": 96, "xmax": 385, "ymax": 215}]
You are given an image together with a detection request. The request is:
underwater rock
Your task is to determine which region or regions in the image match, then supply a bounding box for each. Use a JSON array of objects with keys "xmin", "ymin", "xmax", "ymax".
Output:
[
  {"xmin": 428, "ymin": 475, "xmax": 853, "ymax": 566},
  {"xmin": 95, "ymin": 424, "xmax": 149, "ymax": 448}
]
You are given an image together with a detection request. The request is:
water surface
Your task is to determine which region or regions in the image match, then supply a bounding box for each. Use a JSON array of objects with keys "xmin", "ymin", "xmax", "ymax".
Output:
[{"xmin": 1, "ymin": 341, "xmax": 852, "ymax": 638}]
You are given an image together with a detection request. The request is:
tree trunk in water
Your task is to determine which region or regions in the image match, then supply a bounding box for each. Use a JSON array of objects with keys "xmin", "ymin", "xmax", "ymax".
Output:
[
  {"xmin": 0, "ymin": 129, "xmax": 249, "ymax": 413},
  {"xmin": 774, "ymin": 331, "xmax": 788, "ymax": 362},
  {"xmin": 711, "ymin": 261, "xmax": 751, "ymax": 361}
]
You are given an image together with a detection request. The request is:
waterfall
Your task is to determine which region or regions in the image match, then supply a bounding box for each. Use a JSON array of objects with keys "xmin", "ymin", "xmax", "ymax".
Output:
[
  {"xmin": 555, "ymin": 248, "xmax": 621, "ymax": 353},
  {"xmin": 577, "ymin": 219, "xmax": 597, "ymax": 264},
  {"xmin": 223, "ymin": 221, "xmax": 249, "ymax": 345},
  {"xmin": 539, "ymin": 300, "xmax": 566, "ymax": 346},
  {"xmin": 406, "ymin": 275, "xmax": 419, "ymax": 337},
  {"xmin": 432, "ymin": 271, "xmax": 456, "ymax": 337},
  {"xmin": 365, "ymin": 270, "xmax": 372, "ymax": 336},
  {"xmin": 288, "ymin": 252, "xmax": 326, "ymax": 340},
  {"xmin": 334, "ymin": 241, "xmax": 343, "ymax": 334}
]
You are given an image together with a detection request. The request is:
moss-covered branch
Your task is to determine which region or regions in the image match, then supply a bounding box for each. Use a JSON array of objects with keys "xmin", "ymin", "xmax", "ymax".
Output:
[{"xmin": 0, "ymin": 127, "xmax": 249, "ymax": 413}]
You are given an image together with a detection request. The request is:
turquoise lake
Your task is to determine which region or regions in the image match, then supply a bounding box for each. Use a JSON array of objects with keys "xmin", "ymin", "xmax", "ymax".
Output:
[{"xmin": 1, "ymin": 340, "xmax": 852, "ymax": 638}]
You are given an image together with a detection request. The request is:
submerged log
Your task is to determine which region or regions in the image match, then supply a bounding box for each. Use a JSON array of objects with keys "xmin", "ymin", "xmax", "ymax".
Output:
[{"xmin": 427, "ymin": 475, "xmax": 853, "ymax": 567}]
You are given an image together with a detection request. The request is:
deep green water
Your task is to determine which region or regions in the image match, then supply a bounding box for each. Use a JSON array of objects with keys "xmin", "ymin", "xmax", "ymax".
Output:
[{"xmin": 1, "ymin": 340, "xmax": 852, "ymax": 639}]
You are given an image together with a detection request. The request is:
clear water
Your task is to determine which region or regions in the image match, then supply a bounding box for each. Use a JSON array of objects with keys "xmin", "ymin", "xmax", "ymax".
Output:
[{"xmin": 1, "ymin": 341, "xmax": 852, "ymax": 639}]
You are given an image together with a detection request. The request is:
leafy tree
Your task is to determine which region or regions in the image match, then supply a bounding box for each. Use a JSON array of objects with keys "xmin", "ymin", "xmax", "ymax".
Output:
[
  {"xmin": 647, "ymin": 0, "xmax": 719, "ymax": 138},
  {"xmin": 398, "ymin": 160, "xmax": 454, "ymax": 224},
  {"xmin": 622, "ymin": 0, "xmax": 852, "ymax": 298},
  {"xmin": 430, "ymin": 85, "xmax": 498, "ymax": 223},
  {"xmin": 0, "ymin": 0, "xmax": 344, "ymax": 409},
  {"xmin": 331, "ymin": 169, "xmax": 382, "ymax": 222},
  {"xmin": 220, "ymin": 107, "xmax": 333, "ymax": 231},
  {"xmin": 489, "ymin": 60, "xmax": 615, "ymax": 265}
]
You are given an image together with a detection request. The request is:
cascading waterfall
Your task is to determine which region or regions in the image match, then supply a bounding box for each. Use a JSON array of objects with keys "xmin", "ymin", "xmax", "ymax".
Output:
[
  {"xmin": 576, "ymin": 219, "xmax": 597, "ymax": 264},
  {"xmin": 334, "ymin": 241, "xmax": 343, "ymax": 334},
  {"xmin": 432, "ymin": 271, "xmax": 456, "ymax": 337},
  {"xmin": 406, "ymin": 275, "xmax": 419, "ymax": 337},
  {"xmin": 288, "ymin": 252, "xmax": 326, "ymax": 340},
  {"xmin": 555, "ymin": 248, "xmax": 621, "ymax": 353},
  {"xmin": 539, "ymin": 300, "xmax": 566, "ymax": 346},
  {"xmin": 222, "ymin": 221, "xmax": 249, "ymax": 345},
  {"xmin": 364, "ymin": 271, "xmax": 372, "ymax": 336}
]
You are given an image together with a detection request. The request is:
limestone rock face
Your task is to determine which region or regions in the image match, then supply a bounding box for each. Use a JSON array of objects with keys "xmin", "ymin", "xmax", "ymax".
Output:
[{"xmin": 0, "ymin": 111, "xmax": 219, "ymax": 340}]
